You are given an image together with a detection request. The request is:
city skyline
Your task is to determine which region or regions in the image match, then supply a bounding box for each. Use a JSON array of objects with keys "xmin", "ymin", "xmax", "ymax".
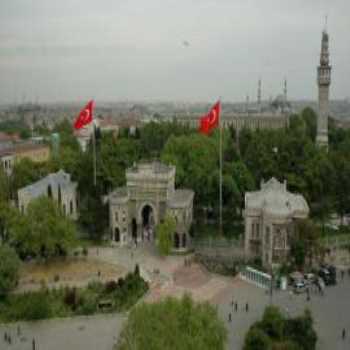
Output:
[{"xmin": 0, "ymin": 0, "xmax": 349, "ymax": 104}]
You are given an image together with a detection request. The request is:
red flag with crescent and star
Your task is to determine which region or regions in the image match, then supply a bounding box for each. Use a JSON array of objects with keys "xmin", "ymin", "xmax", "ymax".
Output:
[
  {"xmin": 199, "ymin": 101, "xmax": 221, "ymax": 135},
  {"xmin": 74, "ymin": 100, "xmax": 94, "ymax": 130}
]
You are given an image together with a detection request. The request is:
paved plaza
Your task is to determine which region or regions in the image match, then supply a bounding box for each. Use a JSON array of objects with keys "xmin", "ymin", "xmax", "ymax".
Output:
[{"xmin": 1, "ymin": 245, "xmax": 350, "ymax": 350}]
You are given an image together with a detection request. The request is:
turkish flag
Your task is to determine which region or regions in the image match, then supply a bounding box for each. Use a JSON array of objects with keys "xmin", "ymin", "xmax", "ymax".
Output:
[
  {"xmin": 74, "ymin": 100, "xmax": 94, "ymax": 130},
  {"xmin": 199, "ymin": 101, "xmax": 221, "ymax": 135}
]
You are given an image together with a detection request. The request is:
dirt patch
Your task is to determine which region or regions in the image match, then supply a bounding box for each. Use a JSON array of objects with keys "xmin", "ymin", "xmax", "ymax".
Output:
[{"xmin": 19, "ymin": 257, "xmax": 126, "ymax": 287}]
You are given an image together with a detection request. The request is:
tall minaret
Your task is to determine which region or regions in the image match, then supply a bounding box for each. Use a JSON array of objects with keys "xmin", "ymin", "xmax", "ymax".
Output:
[
  {"xmin": 317, "ymin": 25, "xmax": 331, "ymax": 148},
  {"xmin": 257, "ymin": 79, "xmax": 262, "ymax": 113},
  {"xmin": 283, "ymin": 78, "xmax": 287, "ymax": 103}
]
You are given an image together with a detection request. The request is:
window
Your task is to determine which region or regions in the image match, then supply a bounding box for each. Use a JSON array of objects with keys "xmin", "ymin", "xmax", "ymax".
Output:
[{"xmin": 47, "ymin": 185, "xmax": 52, "ymax": 198}]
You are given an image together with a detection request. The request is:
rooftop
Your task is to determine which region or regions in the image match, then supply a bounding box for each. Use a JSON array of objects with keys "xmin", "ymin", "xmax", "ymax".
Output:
[
  {"xmin": 168, "ymin": 189, "xmax": 194, "ymax": 208},
  {"xmin": 245, "ymin": 178, "xmax": 309, "ymax": 218},
  {"xmin": 18, "ymin": 170, "xmax": 76, "ymax": 198},
  {"xmin": 127, "ymin": 161, "xmax": 174, "ymax": 175}
]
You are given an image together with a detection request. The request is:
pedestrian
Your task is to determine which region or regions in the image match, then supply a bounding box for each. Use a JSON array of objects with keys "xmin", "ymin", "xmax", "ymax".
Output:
[
  {"xmin": 235, "ymin": 302, "xmax": 238, "ymax": 312},
  {"xmin": 32, "ymin": 338, "xmax": 36, "ymax": 350},
  {"xmin": 231, "ymin": 300, "xmax": 234, "ymax": 308},
  {"xmin": 245, "ymin": 302, "xmax": 249, "ymax": 312},
  {"xmin": 228, "ymin": 313, "xmax": 232, "ymax": 322},
  {"xmin": 342, "ymin": 328, "xmax": 346, "ymax": 340}
]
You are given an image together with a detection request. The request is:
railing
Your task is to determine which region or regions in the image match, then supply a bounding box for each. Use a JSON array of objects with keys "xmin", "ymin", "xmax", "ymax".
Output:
[
  {"xmin": 320, "ymin": 234, "xmax": 350, "ymax": 249},
  {"xmin": 192, "ymin": 237, "xmax": 242, "ymax": 249}
]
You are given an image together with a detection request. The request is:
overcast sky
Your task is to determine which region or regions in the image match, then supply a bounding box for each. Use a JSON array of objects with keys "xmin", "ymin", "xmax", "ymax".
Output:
[{"xmin": 0, "ymin": 0, "xmax": 349, "ymax": 104}]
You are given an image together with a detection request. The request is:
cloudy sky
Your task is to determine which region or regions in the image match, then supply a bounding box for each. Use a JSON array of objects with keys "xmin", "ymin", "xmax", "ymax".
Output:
[{"xmin": 0, "ymin": 0, "xmax": 349, "ymax": 104}]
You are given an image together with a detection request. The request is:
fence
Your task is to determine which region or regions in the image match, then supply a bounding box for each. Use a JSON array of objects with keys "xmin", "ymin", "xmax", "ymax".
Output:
[
  {"xmin": 320, "ymin": 234, "xmax": 350, "ymax": 249},
  {"xmin": 192, "ymin": 237, "xmax": 247, "ymax": 260},
  {"xmin": 239, "ymin": 266, "xmax": 272, "ymax": 289}
]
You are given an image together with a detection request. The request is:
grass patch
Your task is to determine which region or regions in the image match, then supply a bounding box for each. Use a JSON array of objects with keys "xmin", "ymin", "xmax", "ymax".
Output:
[{"xmin": 0, "ymin": 267, "xmax": 148, "ymax": 323}]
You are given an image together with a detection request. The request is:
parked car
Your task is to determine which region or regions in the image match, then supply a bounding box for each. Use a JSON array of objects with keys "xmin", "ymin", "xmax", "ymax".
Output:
[{"xmin": 293, "ymin": 280, "xmax": 307, "ymax": 294}]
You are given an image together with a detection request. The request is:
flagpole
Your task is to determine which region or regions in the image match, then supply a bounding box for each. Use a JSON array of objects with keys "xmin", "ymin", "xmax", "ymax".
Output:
[
  {"xmin": 219, "ymin": 99, "xmax": 223, "ymax": 235},
  {"xmin": 92, "ymin": 120, "xmax": 97, "ymax": 187}
]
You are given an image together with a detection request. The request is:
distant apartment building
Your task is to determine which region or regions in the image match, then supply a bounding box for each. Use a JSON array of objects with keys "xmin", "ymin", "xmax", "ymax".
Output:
[{"xmin": 0, "ymin": 142, "xmax": 50, "ymax": 176}]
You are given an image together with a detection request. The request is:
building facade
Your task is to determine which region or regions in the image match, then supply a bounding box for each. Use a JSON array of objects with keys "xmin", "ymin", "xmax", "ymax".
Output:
[
  {"xmin": 108, "ymin": 162, "xmax": 194, "ymax": 251},
  {"xmin": 0, "ymin": 143, "xmax": 50, "ymax": 176},
  {"xmin": 244, "ymin": 178, "xmax": 309, "ymax": 268},
  {"xmin": 18, "ymin": 170, "xmax": 78, "ymax": 219},
  {"xmin": 317, "ymin": 29, "xmax": 331, "ymax": 148}
]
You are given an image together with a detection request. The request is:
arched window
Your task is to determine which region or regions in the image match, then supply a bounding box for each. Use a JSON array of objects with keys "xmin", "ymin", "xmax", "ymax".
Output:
[
  {"xmin": 47, "ymin": 184, "xmax": 52, "ymax": 198},
  {"xmin": 182, "ymin": 233, "xmax": 187, "ymax": 248},
  {"xmin": 58, "ymin": 185, "xmax": 62, "ymax": 205}
]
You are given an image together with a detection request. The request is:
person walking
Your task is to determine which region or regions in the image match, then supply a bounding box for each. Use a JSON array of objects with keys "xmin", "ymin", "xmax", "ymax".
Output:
[
  {"xmin": 342, "ymin": 328, "xmax": 346, "ymax": 340},
  {"xmin": 228, "ymin": 313, "xmax": 232, "ymax": 322},
  {"xmin": 32, "ymin": 338, "xmax": 36, "ymax": 350},
  {"xmin": 245, "ymin": 302, "xmax": 249, "ymax": 312},
  {"xmin": 234, "ymin": 302, "xmax": 238, "ymax": 312}
]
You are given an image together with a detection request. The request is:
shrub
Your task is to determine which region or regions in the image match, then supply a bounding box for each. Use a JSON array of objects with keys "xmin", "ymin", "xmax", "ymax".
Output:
[
  {"xmin": 105, "ymin": 280, "xmax": 118, "ymax": 293},
  {"xmin": 134, "ymin": 263, "xmax": 140, "ymax": 277},
  {"xmin": 0, "ymin": 245, "xmax": 21, "ymax": 296},
  {"xmin": 64, "ymin": 288, "xmax": 78, "ymax": 310}
]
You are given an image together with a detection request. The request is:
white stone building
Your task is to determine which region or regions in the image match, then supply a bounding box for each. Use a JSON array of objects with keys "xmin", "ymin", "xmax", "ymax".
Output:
[
  {"xmin": 108, "ymin": 161, "xmax": 194, "ymax": 251},
  {"xmin": 244, "ymin": 178, "xmax": 309, "ymax": 268},
  {"xmin": 18, "ymin": 170, "xmax": 78, "ymax": 219}
]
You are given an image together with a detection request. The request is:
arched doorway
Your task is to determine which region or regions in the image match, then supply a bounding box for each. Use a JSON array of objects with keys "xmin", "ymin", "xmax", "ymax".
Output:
[
  {"xmin": 174, "ymin": 232, "xmax": 180, "ymax": 249},
  {"xmin": 114, "ymin": 227, "xmax": 120, "ymax": 242},
  {"xmin": 182, "ymin": 233, "xmax": 187, "ymax": 248},
  {"xmin": 47, "ymin": 184, "xmax": 52, "ymax": 198},
  {"xmin": 141, "ymin": 205, "xmax": 155, "ymax": 241},
  {"xmin": 132, "ymin": 218, "xmax": 137, "ymax": 243}
]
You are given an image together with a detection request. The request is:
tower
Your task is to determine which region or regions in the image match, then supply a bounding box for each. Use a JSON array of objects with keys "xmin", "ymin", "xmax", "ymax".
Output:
[
  {"xmin": 317, "ymin": 27, "xmax": 331, "ymax": 148},
  {"xmin": 283, "ymin": 78, "xmax": 287, "ymax": 103},
  {"xmin": 257, "ymin": 79, "xmax": 262, "ymax": 113}
]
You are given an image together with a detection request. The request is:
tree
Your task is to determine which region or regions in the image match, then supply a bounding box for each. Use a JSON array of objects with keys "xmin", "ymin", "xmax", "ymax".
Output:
[
  {"xmin": 11, "ymin": 158, "xmax": 46, "ymax": 198},
  {"xmin": 161, "ymin": 133, "xmax": 219, "ymax": 206},
  {"xmin": 14, "ymin": 197, "xmax": 77, "ymax": 258},
  {"xmin": 330, "ymin": 151, "xmax": 350, "ymax": 224},
  {"xmin": 284, "ymin": 310, "xmax": 317, "ymax": 350},
  {"xmin": 244, "ymin": 327, "xmax": 271, "ymax": 350},
  {"xmin": 0, "ymin": 167, "xmax": 10, "ymax": 202},
  {"xmin": 0, "ymin": 200, "xmax": 22, "ymax": 243},
  {"xmin": 259, "ymin": 305, "xmax": 285, "ymax": 340},
  {"xmin": 0, "ymin": 244, "xmax": 21, "ymax": 295},
  {"xmin": 115, "ymin": 294, "xmax": 227, "ymax": 350},
  {"xmin": 292, "ymin": 219, "xmax": 321, "ymax": 268},
  {"xmin": 244, "ymin": 306, "xmax": 317, "ymax": 350},
  {"xmin": 156, "ymin": 215, "xmax": 176, "ymax": 256}
]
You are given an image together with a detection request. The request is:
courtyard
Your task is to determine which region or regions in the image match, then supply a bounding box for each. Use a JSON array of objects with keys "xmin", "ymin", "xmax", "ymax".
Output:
[{"xmin": 1, "ymin": 244, "xmax": 350, "ymax": 349}]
